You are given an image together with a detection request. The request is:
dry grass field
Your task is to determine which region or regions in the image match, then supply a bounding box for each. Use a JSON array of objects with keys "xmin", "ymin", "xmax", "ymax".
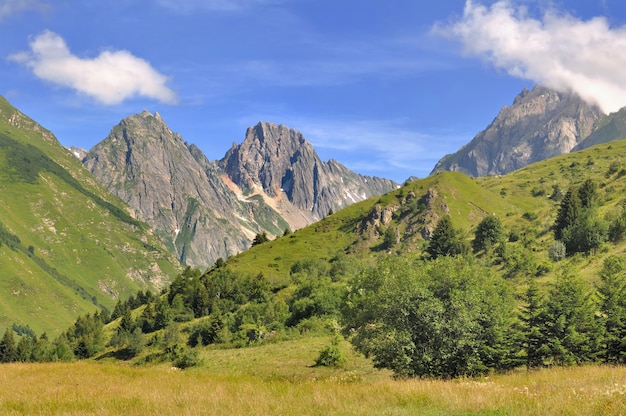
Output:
[{"xmin": 1, "ymin": 337, "xmax": 625, "ymax": 415}]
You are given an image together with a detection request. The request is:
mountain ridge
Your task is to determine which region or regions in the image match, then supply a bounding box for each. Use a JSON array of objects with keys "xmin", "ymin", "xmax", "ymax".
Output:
[
  {"xmin": 432, "ymin": 85, "xmax": 604, "ymax": 176},
  {"xmin": 0, "ymin": 96, "xmax": 180, "ymax": 335},
  {"xmin": 83, "ymin": 115, "xmax": 398, "ymax": 268}
]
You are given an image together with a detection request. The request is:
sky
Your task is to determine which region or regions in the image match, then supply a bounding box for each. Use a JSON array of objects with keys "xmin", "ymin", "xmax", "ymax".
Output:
[{"xmin": 3, "ymin": 0, "xmax": 626, "ymax": 182}]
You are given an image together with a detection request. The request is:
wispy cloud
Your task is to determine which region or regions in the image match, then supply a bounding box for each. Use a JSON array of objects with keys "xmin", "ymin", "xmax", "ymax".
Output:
[
  {"xmin": 155, "ymin": 0, "xmax": 282, "ymax": 12},
  {"xmin": 9, "ymin": 30, "xmax": 178, "ymax": 105},
  {"xmin": 435, "ymin": 0, "xmax": 626, "ymax": 114},
  {"xmin": 0, "ymin": 0, "xmax": 47, "ymax": 21}
]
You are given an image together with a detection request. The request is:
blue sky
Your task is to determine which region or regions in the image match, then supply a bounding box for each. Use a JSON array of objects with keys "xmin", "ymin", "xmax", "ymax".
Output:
[{"xmin": 3, "ymin": 0, "xmax": 626, "ymax": 182}]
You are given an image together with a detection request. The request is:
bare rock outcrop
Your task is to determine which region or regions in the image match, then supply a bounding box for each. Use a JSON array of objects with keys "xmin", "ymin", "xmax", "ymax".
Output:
[{"xmin": 432, "ymin": 86, "xmax": 603, "ymax": 177}]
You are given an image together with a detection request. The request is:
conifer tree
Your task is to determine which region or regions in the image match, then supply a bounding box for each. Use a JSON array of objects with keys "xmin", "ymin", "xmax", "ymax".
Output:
[
  {"xmin": 554, "ymin": 188, "xmax": 581, "ymax": 241},
  {"xmin": 0, "ymin": 329, "xmax": 17, "ymax": 363},
  {"xmin": 519, "ymin": 278, "xmax": 545, "ymax": 368},
  {"xmin": 597, "ymin": 255, "xmax": 626, "ymax": 363},
  {"xmin": 536, "ymin": 271, "xmax": 601, "ymax": 366},
  {"xmin": 427, "ymin": 215, "xmax": 465, "ymax": 259},
  {"xmin": 15, "ymin": 335, "xmax": 32, "ymax": 362},
  {"xmin": 472, "ymin": 215, "xmax": 503, "ymax": 253}
]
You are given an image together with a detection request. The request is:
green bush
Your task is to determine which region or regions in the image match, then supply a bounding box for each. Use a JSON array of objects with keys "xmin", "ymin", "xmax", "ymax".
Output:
[{"xmin": 315, "ymin": 337, "xmax": 347, "ymax": 368}]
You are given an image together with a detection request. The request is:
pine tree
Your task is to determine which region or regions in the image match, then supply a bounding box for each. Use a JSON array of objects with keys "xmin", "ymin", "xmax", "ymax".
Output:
[
  {"xmin": 519, "ymin": 279, "xmax": 545, "ymax": 368},
  {"xmin": 0, "ymin": 329, "xmax": 17, "ymax": 363},
  {"xmin": 554, "ymin": 188, "xmax": 581, "ymax": 241},
  {"xmin": 427, "ymin": 215, "xmax": 465, "ymax": 259},
  {"xmin": 472, "ymin": 215, "xmax": 503, "ymax": 253},
  {"xmin": 597, "ymin": 255, "xmax": 626, "ymax": 363},
  {"xmin": 537, "ymin": 271, "xmax": 601, "ymax": 366}
]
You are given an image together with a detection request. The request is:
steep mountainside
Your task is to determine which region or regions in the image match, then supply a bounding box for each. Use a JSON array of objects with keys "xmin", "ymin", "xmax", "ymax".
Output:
[
  {"xmin": 84, "ymin": 116, "xmax": 397, "ymax": 268},
  {"xmin": 573, "ymin": 107, "xmax": 626, "ymax": 151},
  {"xmin": 83, "ymin": 111, "xmax": 291, "ymax": 268},
  {"xmin": 432, "ymin": 85, "xmax": 603, "ymax": 176},
  {"xmin": 0, "ymin": 97, "xmax": 179, "ymax": 335},
  {"xmin": 225, "ymin": 138, "xmax": 626, "ymax": 284},
  {"xmin": 220, "ymin": 122, "xmax": 398, "ymax": 220}
]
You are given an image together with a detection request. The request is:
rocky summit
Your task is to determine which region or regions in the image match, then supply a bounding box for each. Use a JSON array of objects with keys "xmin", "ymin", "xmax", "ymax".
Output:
[
  {"xmin": 432, "ymin": 85, "xmax": 603, "ymax": 177},
  {"xmin": 220, "ymin": 122, "xmax": 398, "ymax": 220},
  {"xmin": 84, "ymin": 115, "xmax": 397, "ymax": 268}
]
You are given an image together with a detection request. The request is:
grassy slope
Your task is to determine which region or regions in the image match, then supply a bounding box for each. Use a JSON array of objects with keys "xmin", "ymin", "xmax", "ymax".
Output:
[
  {"xmin": 223, "ymin": 139, "xmax": 626, "ymax": 291},
  {"xmin": 0, "ymin": 97, "xmax": 180, "ymax": 335}
]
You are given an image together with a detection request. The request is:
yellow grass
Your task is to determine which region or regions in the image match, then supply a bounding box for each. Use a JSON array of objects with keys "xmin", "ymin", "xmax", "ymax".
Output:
[{"xmin": 1, "ymin": 360, "xmax": 626, "ymax": 415}]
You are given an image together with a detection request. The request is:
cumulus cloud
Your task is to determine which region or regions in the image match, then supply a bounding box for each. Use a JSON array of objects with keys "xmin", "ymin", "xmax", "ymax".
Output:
[
  {"xmin": 9, "ymin": 30, "xmax": 177, "ymax": 105},
  {"xmin": 436, "ymin": 0, "xmax": 626, "ymax": 114}
]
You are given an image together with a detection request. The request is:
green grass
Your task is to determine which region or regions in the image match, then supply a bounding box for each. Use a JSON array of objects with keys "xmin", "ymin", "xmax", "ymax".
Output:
[{"xmin": 1, "ymin": 336, "xmax": 625, "ymax": 415}]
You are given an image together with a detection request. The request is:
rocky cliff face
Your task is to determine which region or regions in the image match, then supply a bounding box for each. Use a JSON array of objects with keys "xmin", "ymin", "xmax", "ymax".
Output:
[
  {"xmin": 83, "ymin": 111, "xmax": 279, "ymax": 267},
  {"xmin": 220, "ymin": 122, "xmax": 398, "ymax": 220},
  {"xmin": 84, "ymin": 116, "xmax": 397, "ymax": 268},
  {"xmin": 573, "ymin": 107, "xmax": 626, "ymax": 152},
  {"xmin": 432, "ymin": 86, "xmax": 603, "ymax": 177}
]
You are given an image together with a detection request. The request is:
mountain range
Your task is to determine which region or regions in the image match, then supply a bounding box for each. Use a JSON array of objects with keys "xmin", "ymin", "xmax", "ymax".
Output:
[
  {"xmin": 3, "ymin": 82, "xmax": 626, "ymax": 336},
  {"xmin": 82, "ymin": 112, "xmax": 398, "ymax": 268}
]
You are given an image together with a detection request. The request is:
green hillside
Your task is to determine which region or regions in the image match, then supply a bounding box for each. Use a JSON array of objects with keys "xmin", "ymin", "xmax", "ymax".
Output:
[
  {"xmin": 30, "ymin": 137, "xmax": 618, "ymax": 379},
  {"xmin": 223, "ymin": 138, "xmax": 626, "ymax": 283},
  {"xmin": 0, "ymin": 96, "xmax": 180, "ymax": 335}
]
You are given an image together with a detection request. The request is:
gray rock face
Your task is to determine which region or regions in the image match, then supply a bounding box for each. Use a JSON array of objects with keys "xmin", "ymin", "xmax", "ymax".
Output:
[
  {"xmin": 573, "ymin": 107, "xmax": 626, "ymax": 152},
  {"xmin": 432, "ymin": 86, "xmax": 603, "ymax": 177},
  {"xmin": 84, "ymin": 111, "xmax": 259, "ymax": 267},
  {"xmin": 84, "ymin": 116, "xmax": 397, "ymax": 268},
  {"xmin": 220, "ymin": 122, "xmax": 398, "ymax": 220}
]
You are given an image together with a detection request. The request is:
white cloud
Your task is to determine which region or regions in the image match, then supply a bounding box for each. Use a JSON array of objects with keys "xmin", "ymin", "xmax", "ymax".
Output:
[
  {"xmin": 0, "ymin": 0, "xmax": 47, "ymax": 21},
  {"xmin": 436, "ymin": 0, "xmax": 626, "ymax": 114},
  {"xmin": 9, "ymin": 30, "xmax": 177, "ymax": 105}
]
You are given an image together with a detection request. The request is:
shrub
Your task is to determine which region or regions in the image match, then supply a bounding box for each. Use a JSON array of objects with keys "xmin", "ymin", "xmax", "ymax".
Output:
[
  {"xmin": 548, "ymin": 241, "xmax": 566, "ymax": 262},
  {"xmin": 315, "ymin": 337, "xmax": 347, "ymax": 368}
]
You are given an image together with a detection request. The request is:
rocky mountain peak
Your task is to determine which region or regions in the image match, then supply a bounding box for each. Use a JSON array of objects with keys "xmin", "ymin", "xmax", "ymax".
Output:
[
  {"xmin": 221, "ymin": 121, "xmax": 398, "ymax": 220},
  {"xmin": 85, "ymin": 116, "xmax": 397, "ymax": 267},
  {"xmin": 221, "ymin": 121, "xmax": 316, "ymax": 198},
  {"xmin": 432, "ymin": 85, "xmax": 603, "ymax": 177}
]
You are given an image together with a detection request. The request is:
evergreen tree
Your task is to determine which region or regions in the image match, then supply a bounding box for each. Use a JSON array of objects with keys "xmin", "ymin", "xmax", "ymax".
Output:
[
  {"xmin": 15, "ymin": 336, "xmax": 33, "ymax": 362},
  {"xmin": 536, "ymin": 271, "xmax": 601, "ymax": 366},
  {"xmin": 119, "ymin": 308, "xmax": 135, "ymax": 333},
  {"xmin": 31, "ymin": 333, "xmax": 53, "ymax": 362},
  {"xmin": 518, "ymin": 278, "xmax": 545, "ymax": 368},
  {"xmin": 597, "ymin": 255, "xmax": 626, "ymax": 363},
  {"xmin": 252, "ymin": 231, "xmax": 270, "ymax": 246},
  {"xmin": 554, "ymin": 188, "xmax": 581, "ymax": 241},
  {"xmin": 154, "ymin": 298, "xmax": 172, "ymax": 330},
  {"xmin": 472, "ymin": 215, "xmax": 503, "ymax": 253},
  {"xmin": 0, "ymin": 329, "xmax": 17, "ymax": 363},
  {"xmin": 578, "ymin": 178, "xmax": 598, "ymax": 209},
  {"xmin": 426, "ymin": 215, "xmax": 465, "ymax": 259},
  {"xmin": 138, "ymin": 301, "xmax": 156, "ymax": 333}
]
